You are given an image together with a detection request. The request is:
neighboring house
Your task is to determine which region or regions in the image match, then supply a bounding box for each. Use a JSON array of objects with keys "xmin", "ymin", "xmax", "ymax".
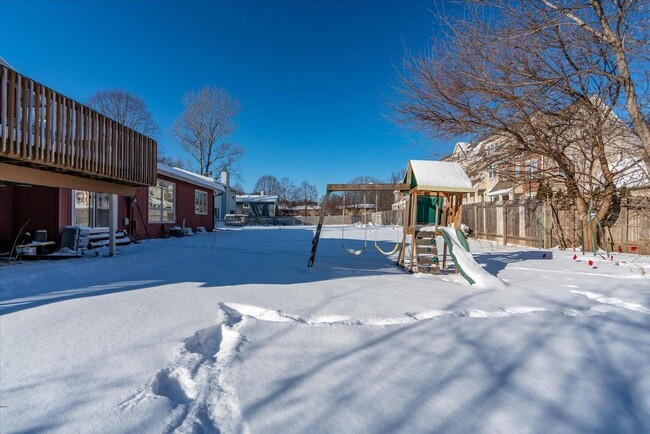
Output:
[
  {"xmin": 342, "ymin": 203, "xmax": 375, "ymax": 217},
  {"xmin": 278, "ymin": 205, "xmax": 322, "ymax": 217},
  {"xmin": 217, "ymin": 170, "xmax": 237, "ymax": 220},
  {"xmin": 236, "ymin": 194, "xmax": 278, "ymax": 217},
  {"xmin": 446, "ymin": 100, "xmax": 648, "ymax": 204},
  {"xmin": 0, "ymin": 62, "xmax": 157, "ymax": 253}
]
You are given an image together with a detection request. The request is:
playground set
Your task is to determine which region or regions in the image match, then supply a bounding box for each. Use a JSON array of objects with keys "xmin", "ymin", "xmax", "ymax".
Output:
[{"xmin": 308, "ymin": 160, "xmax": 506, "ymax": 288}]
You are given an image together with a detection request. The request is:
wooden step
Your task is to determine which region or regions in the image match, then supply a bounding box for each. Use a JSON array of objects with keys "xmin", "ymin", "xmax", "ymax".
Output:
[{"xmin": 416, "ymin": 263, "xmax": 441, "ymax": 274}]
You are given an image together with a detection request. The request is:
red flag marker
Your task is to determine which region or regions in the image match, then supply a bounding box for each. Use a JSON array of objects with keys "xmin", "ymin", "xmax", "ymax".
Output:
[
  {"xmin": 588, "ymin": 259, "xmax": 594, "ymax": 267},
  {"xmin": 630, "ymin": 246, "xmax": 638, "ymax": 252},
  {"xmin": 573, "ymin": 254, "xmax": 578, "ymax": 261}
]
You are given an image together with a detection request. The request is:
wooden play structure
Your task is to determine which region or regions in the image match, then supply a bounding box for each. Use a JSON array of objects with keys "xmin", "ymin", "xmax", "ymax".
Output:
[
  {"xmin": 308, "ymin": 160, "xmax": 475, "ymax": 274},
  {"xmin": 396, "ymin": 160, "xmax": 474, "ymax": 274}
]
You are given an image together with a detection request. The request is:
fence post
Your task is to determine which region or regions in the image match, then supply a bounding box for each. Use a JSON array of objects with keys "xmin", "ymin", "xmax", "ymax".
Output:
[
  {"xmin": 543, "ymin": 201, "xmax": 552, "ymax": 249},
  {"xmin": 503, "ymin": 201, "xmax": 508, "ymax": 246}
]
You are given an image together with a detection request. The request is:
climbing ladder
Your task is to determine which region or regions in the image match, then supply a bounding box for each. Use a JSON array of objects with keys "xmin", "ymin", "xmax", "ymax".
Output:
[{"xmin": 413, "ymin": 227, "xmax": 441, "ymax": 274}]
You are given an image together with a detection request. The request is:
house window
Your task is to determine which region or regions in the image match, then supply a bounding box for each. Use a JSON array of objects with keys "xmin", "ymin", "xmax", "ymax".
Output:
[
  {"xmin": 514, "ymin": 164, "xmax": 520, "ymax": 177},
  {"xmin": 149, "ymin": 180, "xmax": 175, "ymax": 223},
  {"xmin": 525, "ymin": 159, "xmax": 538, "ymax": 179},
  {"xmin": 488, "ymin": 163, "xmax": 497, "ymax": 180},
  {"xmin": 242, "ymin": 202, "xmax": 250, "ymax": 209},
  {"xmin": 72, "ymin": 191, "xmax": 111, "ymax": 227},
  {"xmin": 503, "ymin": 167, "xmax": 510, "ymax": 180},
  {"xmin": 195, "ymin": 190, "xmax": 208, "ymax": 215}
]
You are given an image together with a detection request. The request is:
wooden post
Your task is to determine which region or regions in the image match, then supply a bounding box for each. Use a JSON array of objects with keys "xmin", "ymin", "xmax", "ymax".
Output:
[
  {"xmin": 108, "ymin": 194, "xmax": 118, "ymax": 256},
  {"xmin": 409, "ymin": 192, "xmax": 417, "ymax": 273},
  {"xmin": 434, "ymin": 192, "xmax": 440, "ymax": 233},
  {"xmin": 503, "ymin": 200, "xmax": 508, "ymax": 246},
  {"xmin": 442, "ymin": 240, "xmax": 448, "ymax": 269},
  {"xmin": 307, "ymin": 194, "xmax": 329, "ymax": 267},
  {"xmin": 397, "ymin": 193, "xmax": 410, "ymax": 268}
]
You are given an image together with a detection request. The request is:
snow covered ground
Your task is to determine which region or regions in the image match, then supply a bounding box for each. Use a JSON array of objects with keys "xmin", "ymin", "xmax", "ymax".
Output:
[{"xmin": 1, "ymin": 225, "xmax": 649, "ymax": 433}]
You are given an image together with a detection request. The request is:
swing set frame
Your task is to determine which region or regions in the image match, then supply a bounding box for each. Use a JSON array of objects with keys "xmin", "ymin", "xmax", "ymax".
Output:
[
  {"xmin": 308, "ymin": 183, "xmax": 409, "ymax": 267},
  {"xmin": 307, "ymin": 161, "xmax": 474, "ymax": 270}
]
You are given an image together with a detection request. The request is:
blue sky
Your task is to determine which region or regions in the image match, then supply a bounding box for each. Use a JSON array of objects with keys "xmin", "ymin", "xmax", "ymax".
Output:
[{"xmin": 0, "ymin": 0, "xmax": 453, "ymax": 194}]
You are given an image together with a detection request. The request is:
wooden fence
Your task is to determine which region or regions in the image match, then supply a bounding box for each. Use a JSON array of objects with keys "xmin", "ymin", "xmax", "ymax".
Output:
[
  {"xmin": 462, "ymin": 197, "xmax": 650, "ymax": 254},
  {"xmin": 0, "ymin": 65, "xmax": 157, "ymax": 186}
]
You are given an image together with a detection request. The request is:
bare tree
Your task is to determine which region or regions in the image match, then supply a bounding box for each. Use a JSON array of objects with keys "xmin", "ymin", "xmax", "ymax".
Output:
[
  {"xmin": 173, "ymin": 86, "xmax": 244, "ymax": 177},
  {"xmin": 253, "ymin": 175, "xmax": 282, "ymax": 195},
  {"xmin": 529, "ymin": 0, "xmax": 650, "ymax": 172},
  {"xmin": 231, "ymin": 181, "xmax": 246, "ymax": 195},
  {"xmin": 157, "ymin": 148, "xmax": 187, "ymax": 169},
  {"xmin": 278, "ymin": 177, "xmax": 297, "ymax": 206},
  {"xmin": 395, "ymin": 1, "xmax": 646, "ymax": 245},
  {"xmin": 87, "ymin": 89, "xmax": 159, "ymax": 137},
  {"xmin": 388, "ymin": 170, "xmax": 405, "ymax": 184},
  {"xmin": 295, "ymin": 181, "xmax": 319, "ymax": 216}
]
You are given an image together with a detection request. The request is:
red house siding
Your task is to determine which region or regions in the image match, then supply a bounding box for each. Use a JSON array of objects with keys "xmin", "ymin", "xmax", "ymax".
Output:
[
  {"xmin": 11, "ymin": 186, "xmax": 63, "ymax": 245},
  {"xmin": 128, "ymin": 174, "xmax": 215, "ymax": 239},
  {"xmin": 0, "ymin": 174, "xmax": 216, "ymax": 250},
  {"xmin": 0, "ymin": 187, "xmax": 15, "ymax": 247}
]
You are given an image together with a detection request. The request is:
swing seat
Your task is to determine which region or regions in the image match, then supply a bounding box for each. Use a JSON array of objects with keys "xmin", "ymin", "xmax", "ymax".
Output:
[
  {"xmin": 374, "ymin": 243, "xmax": 400, "ymax": 256},
  {"xmin": 342, "ymin": 244, "xmax": 367, "ymax": 256}
]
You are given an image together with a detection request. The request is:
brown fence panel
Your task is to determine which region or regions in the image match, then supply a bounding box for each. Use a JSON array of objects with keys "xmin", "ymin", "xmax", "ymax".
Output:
[{"xmin": 463, "ymin": 197, "xmax": 649, "ymax": 254}]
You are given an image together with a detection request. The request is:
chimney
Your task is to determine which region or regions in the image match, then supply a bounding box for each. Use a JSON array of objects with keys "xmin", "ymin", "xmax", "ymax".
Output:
[
  {"xmin": 260, "ymin": 190, "xmax": 264, "ymax": 196},
  {"xmin": 220, "ymin": 170, "xmax": 229, "ymax": 186}
]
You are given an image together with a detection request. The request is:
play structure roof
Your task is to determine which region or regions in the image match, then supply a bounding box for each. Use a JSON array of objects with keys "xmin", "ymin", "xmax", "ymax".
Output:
[{"xmin": 405, "ymin": 160, "xmax": 474, "ymax": 193}]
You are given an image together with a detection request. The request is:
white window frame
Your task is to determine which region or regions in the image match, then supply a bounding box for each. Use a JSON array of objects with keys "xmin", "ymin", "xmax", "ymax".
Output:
[
  {"xmin": 525, "ymin": 159, "xmax": 538, "ymax": 174},
  {"xmin": 148, "ymin": 180, "xmax": 176, "ymax": 224},
  {"xmin": 195, "ymin": 189, "xmax": 208, "ymax": 215},
  {"xmin": 71, "ymin": 190, "xmax": 110, "ymax": 227},
  {"xmin": 242, "ymin": 202, "xmax": 250, "ymax": 209},
  {"xmin": 488, "ymin": 163, "xmax": 497, "ymax": 180}
]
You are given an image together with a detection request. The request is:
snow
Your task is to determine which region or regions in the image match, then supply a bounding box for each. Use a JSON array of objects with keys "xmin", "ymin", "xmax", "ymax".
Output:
[
  {"xmin": 436, "ymin": 226, "xmax": 507, "ymax": 290},
  {"xmin": 236, "ymin": 194, "xmax": 279, "ymax": 203},
  {"xmin": 408, "ymin": 160, "xmax": 474, "ymax": 192},
  {"xmin": 1, "ymin": 225, "xmax": 650, "ymax": 433},
  {"xmin": 487, "ymin": 187, "xmax": 513, "ymax": 197},
  {"xmin": 157, "ymin": 163, "xmax": 225, "ymax": 192}
]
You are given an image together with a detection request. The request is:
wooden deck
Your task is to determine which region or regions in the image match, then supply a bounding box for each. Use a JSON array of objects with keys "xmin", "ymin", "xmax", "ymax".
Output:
[{"xmin": 0, "ymin": 65, "xmax": 157, "ymax": 194}]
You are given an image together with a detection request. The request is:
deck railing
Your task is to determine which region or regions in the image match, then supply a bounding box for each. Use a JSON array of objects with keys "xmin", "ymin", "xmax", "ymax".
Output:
[{"xmin": 0, "ymin": 65, "xmax": 157, "ymax": 186}]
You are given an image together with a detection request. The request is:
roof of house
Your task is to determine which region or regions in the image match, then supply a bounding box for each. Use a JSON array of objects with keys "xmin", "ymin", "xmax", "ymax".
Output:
[
  {"xmin": 236, "ymin": 194, "xmax": 279, "ymax": 203},
  {"xmin": 405, "ymin": 160, "xmax": 474, "ymax": 193},
  {"xmin": 156, "ymin": 163, "xmax": 225, "ymax": 193},
  {"xmin": 487, "ymin": 181, "xmax": 514, "ymax": 197}
]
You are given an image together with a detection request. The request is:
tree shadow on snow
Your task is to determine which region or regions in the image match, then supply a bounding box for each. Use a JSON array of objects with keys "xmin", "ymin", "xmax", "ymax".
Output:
[
  {"xmin": 237, "ymin": 307, "xmax": 650, "ymax": 433},
  {"xmin": 472, "ymin": 249, "xmax": 553, "ymax": 276}
]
